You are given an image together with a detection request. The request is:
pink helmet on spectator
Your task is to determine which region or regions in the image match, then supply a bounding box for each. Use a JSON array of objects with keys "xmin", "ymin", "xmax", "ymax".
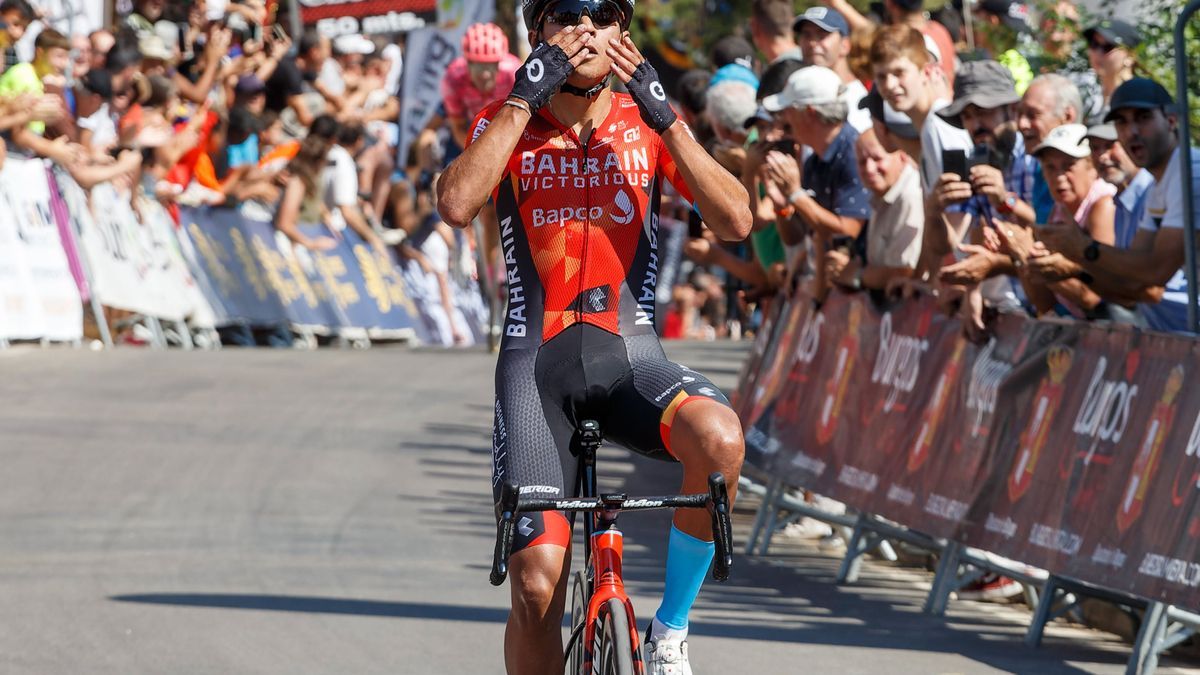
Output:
[{"xmin": 461, "ymin": 23, "xmax": 508, "ymax": 63}]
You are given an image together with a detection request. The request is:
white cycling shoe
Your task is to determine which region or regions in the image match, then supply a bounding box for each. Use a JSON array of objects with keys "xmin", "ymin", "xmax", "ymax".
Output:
[{"xmin": 644, "ymin": 629, "xmax": 693, "ymax": 675}]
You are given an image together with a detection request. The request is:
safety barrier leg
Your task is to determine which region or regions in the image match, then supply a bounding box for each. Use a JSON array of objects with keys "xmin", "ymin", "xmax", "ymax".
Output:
[
  {"xmin": 1127, "ymin": 601, "xmax": 1168, "ymax": 675},
  {"xmin": 836, "ymin": 514, "xmax": 876, "ymax": 585},
  {"xmin": 744, "ymin": 475, "xmax": 781, "ymax": 556},
  {"xmin": 174, "ymin": 320, "xmax": 195, "ymax": 350},
  {"xmin": 923, "ymin": 540, "xmax": 975, "ymax": 616},
  {"xmin": 757, "ymin": 479, "xmax": 785, "ymax": 556},
  {"xmin": 146, "ymin": 317, "xmax": 168, "ymax": 349},
  {"xmin": 1025, "ymin": 575, "xmax": 1065, "ymax": 647}
]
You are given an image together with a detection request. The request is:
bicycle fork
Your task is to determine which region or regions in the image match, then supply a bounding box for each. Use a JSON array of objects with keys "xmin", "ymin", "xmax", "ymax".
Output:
[{"xmin": 581, "ymin": 518, "xmax": 642, "ymax": 673}]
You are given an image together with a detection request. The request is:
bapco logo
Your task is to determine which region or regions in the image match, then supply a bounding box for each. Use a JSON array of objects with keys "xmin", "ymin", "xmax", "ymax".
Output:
[
  {"xmin": 650, "ymin": 81, "xmax": 666, "ymax": 101},
  {"xmin": 526, "ymin": 59, "xmax": 545, "ymax": 82},
  {"xmin": 623, "ymin": 127, "xmax": 640, "ymax": 143},
  {"xmin": 612, "ymin": 189, "xmax": 635, "ymax": 225}
]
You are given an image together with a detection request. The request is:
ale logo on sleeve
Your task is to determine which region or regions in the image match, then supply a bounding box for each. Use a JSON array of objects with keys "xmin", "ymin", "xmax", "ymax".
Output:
[
  {"xmin": 1117, "ymin": 365, "xmax": 1184, "ymax": 532},
  {"xmin": 1008, "ymin": 346, "xmax": 1074, "ymax": 502},
  {"xmin": 816, "ymin": 301, "xmax": 861, "ymax": 445}
]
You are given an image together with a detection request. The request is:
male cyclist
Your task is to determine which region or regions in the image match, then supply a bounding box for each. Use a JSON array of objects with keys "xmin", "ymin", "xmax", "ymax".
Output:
[
  {"xmin": 437, "ymin": 1, "xmax": 752, "ymax": 673},
  {"xmin": 440, "ymin": 22, "xmax": 523, "ymax": 311}
]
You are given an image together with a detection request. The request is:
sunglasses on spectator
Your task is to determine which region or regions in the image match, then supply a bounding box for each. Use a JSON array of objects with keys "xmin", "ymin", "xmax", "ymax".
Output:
[
  {"xmin": 541, "ymin": 0, "xmax": 627, "ymax": 29},
  {"xmin": 1087, "ymin": 39, "xmax": 1116, "ymax": 53}
]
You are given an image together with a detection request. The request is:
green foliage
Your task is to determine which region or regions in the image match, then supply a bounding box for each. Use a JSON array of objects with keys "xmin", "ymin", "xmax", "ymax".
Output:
[{"xmin": 1118, "ymin": 0, "xmax": 1200, "ymax": 136}]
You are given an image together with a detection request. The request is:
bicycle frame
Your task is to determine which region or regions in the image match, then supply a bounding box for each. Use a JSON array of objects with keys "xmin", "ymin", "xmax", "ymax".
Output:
[{"xmin": 490, "ymin": 419, "xmax": 734, "ymax": 674}]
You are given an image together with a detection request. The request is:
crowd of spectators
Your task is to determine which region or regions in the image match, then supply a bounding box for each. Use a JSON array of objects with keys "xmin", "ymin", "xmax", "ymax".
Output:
[
  {"xmin": 0, "ymin": 0, "xmax": 1197, "ymax": 345},
  {"xmin": 671, "ymin": 0, "xmax": 1199, "ymax": 341}
]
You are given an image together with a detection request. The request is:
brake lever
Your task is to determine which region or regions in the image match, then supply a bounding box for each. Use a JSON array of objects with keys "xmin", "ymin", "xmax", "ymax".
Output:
[
  {"xmin": 490, "ymin": 481, "xmax": 521, "ymax": 586},
  {"xmin": 707, "ymin": 472, "xmax": 733, "ymax": 582}
]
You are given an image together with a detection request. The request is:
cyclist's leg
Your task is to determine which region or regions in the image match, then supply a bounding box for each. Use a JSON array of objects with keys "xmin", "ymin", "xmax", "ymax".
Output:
[
  {"xmin": 611, "ymin": 335, "xmax": 744, "ymax": 636},
  {"xmin": 493, "ymin": 349, "xmax": 575, "ymax": 675}
]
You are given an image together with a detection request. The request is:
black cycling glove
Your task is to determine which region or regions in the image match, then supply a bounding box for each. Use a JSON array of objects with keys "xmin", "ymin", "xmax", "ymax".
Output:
[
  {"xmin": 625, "ymin": 61, "xmax": 677, "ymax": 134},
  {"xmin": 508, "ymin": 42, "xmax": 573, "ymax": 112}
]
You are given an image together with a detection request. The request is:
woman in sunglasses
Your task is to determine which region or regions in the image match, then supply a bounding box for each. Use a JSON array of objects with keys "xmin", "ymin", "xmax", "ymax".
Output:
[
  {"xmin": 437, "ymin": 1, "xmax": 752, "ymax": 674},
  {"xmin": 1082, "ymin": 19, "xmax": 1141, "ymax": 114}
]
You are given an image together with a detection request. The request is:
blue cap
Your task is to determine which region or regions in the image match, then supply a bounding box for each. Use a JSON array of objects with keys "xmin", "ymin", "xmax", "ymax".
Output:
[
  {"xmin": 793, "ymin": 6, "xmax": 849, "ymax": 36},
  {"xmin": 1104, "ymin": 77, "xmax": 1175, "ymax": 122},
  {"xmin": 709, "ymin": 63, "xmax": 760, "ymax": 90}
]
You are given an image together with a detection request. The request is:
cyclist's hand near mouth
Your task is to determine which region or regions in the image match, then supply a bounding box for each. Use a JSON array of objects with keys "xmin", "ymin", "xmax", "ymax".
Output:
[
  {"xmin": 509, "ymin": 25, "xmax": 596, "ymax": 113},
  {"xmin": 605, "ymin": 32, "xmax": 677, "ymax": 134}
]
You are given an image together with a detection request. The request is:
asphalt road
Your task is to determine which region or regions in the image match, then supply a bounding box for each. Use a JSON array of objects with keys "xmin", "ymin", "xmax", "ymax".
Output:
[{"xmin": 0, "ymin": 340, "xmax": 1193, "ymax": 674}]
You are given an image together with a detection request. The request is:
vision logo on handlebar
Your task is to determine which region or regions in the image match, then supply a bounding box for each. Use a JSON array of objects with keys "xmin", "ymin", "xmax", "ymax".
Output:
[{"xmin": 490, "ymin": 419, "xmax": 733, "ymax": 674}]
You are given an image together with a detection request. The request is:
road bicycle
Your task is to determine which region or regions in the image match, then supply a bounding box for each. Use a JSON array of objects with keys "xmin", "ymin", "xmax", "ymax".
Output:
[{"xmin": 491, "ymin": 419, "xmax": 734, "ymax": 675}]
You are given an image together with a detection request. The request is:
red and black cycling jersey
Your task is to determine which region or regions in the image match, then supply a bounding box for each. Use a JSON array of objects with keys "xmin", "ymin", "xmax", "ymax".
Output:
[{"xmin": 467, "ymin": 93, "xmax": 694, "ymax": 346}]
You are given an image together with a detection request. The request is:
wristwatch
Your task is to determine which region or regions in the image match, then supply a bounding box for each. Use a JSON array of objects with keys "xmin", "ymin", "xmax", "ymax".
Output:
[
  {"xmin": 1084, "ymin": 239, "xmax": 1101, "ymax": 262},
  {"xmin": 997, "ymin": 192, "xmax": 1018, "ymax": 215}
]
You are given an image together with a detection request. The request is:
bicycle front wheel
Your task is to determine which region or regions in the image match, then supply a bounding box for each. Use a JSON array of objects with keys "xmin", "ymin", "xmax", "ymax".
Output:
[{"xmin": 595, "ymin": 598, "xmax": 638, "ymax": 675}]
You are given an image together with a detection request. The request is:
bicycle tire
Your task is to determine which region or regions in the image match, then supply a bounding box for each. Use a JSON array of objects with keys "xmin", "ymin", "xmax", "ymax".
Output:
[
  {"xmin": 568, "ymin": 571, "xmax": 589, "ymax": 674},
  {"xmin": 595, "ymin": 597, "xmax": 636, "ymax": 675}
]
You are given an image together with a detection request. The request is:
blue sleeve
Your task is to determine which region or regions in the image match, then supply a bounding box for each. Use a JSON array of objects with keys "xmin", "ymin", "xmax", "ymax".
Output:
[{"xmin": 835, "ymin": 155, "xmax": 872, "ymax": 221}]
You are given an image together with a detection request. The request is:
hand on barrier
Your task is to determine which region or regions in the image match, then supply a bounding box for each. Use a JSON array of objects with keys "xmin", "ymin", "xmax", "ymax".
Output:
[
  {"xmin": 606, "ymin": 33, "xmax": 677, "ymax": 134},
  {"xmin": 509, "ymin": 27, "xmax": 593, "ymax": 112}
]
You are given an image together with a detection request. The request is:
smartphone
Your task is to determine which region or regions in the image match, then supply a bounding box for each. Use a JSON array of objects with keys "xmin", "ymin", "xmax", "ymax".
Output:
[
  {"xmin": 687, "ymin": 209, "xmax": 703, "ymax": 239},
  {"xmin": 770, "ymin": 139, "xmax": 798, "ymax": 156},
  {"xmin": 941, "ymin": 148, "xmax": 969, "ymax": 179}
]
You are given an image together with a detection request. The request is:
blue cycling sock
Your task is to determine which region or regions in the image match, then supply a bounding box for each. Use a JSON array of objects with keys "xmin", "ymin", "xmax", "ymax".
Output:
[{"xmin": 654, "ymin": 525, "xmax": 715, "ymax": 631}]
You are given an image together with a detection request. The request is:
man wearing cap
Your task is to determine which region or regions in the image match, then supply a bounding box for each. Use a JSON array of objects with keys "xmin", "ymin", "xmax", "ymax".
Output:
[
  {"xmin": 319, "ymin": 34, "xmax": 374, "ymax": 102},
  {"xmin": 234, "ymin": 75, "xmax": 267, "ymax": 115},
  {"xmin": 1039, "ymin": 78, "xmax": 1200, "ymax": 333},
  {"xmin": 794, "ymin": 7, "xmax": 870, "ymax": 132},
  {"xmin": 935, "ymin": 61, "xmax": 1032, "ymax": 359},
  {"xmin": 934, "ymin": 60, "xmax": 1038, "ymax": 231},
  {"xmin": 762, "ymin": 65, "xmax": 871, "ymax": 296},
  {"xmin": 858, "ymin": 86, "xmax": 921, "ymax": 159}
]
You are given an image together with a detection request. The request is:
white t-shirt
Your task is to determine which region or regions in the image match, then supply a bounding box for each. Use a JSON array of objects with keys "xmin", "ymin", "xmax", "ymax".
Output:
[
  {"xmin": 1138, "ymin": 145, "xmax": 1200, "ymax": 232},
  {"xmin": 842, "ymin": 79, "xmax": 872, "ymax": 134},
  {"xmin": 317, "ymin": 59, "xmax": 345, "ymax": 97},
  {"xmin": 1136, "ymin": 145, "xmax": 1200, "ymax": 333},
  {"xmin": 867, "ymin": 163, "xmax": 923, "ymax": 268},
  {"xmin": 919, "ymin": 99, "xmax": 972, "ymax": 195},
  {"xmin": 321, "ymin": 144, "xmax": 359, "ymax": 232}
]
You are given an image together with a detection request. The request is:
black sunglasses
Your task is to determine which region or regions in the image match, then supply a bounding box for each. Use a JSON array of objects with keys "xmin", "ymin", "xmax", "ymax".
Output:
[
  {"xmin": 540, "ymin": 0, "xmax": 627, "ymax": 29},
  {"xmin": 1087, "ymin": 38, "xmax": 1116, "ymax": 53}
]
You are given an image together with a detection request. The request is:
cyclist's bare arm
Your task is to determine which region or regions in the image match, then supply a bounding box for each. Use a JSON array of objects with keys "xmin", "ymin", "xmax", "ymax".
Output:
[
  {"xmin": 436, "ymin": 28, "xmax": 596, "ymax": 229},
  {"xmin": 436, "ymin": 104, "xmax": 530, "ymax": 229},
  {"xmin": 660, "ymin": 123, "xmax": 753, "ymax": 241},
  {"xmin": 607, "ymin": 34, "xmax": 752, "ymax": 242}
]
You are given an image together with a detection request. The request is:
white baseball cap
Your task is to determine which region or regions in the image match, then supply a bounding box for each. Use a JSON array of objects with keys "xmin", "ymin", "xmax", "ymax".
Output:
[
  {"xmin": 762, "ymin": 66, "xmax": 843, "ymax": 113},
  {"xmin": 1032, "ymin": 123, "xmax": 1091, "ymax": 159},
  {"xmin": 334, "ymin": 34, "xmax": 375, "ymax": 56}
]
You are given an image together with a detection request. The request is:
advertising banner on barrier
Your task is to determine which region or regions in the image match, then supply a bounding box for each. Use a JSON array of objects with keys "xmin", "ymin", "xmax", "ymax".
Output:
[
  {"xmin": 295, "ymin": 222, "xmax": 420, "ymax": 332},
  {"xmin": 61, "ymin": 177, "xmax": 199, "ymax": 321},
  {"xmin": 738, "ymin": 286, "xmax": 1200, "ymax": 609},
  {"xmin": 0, "ymin": 157, "xmax": 82, "ymax": 341},
  {"xmin": 179, "ymin": 207, "xmax": 290, "ymax": 326}
]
